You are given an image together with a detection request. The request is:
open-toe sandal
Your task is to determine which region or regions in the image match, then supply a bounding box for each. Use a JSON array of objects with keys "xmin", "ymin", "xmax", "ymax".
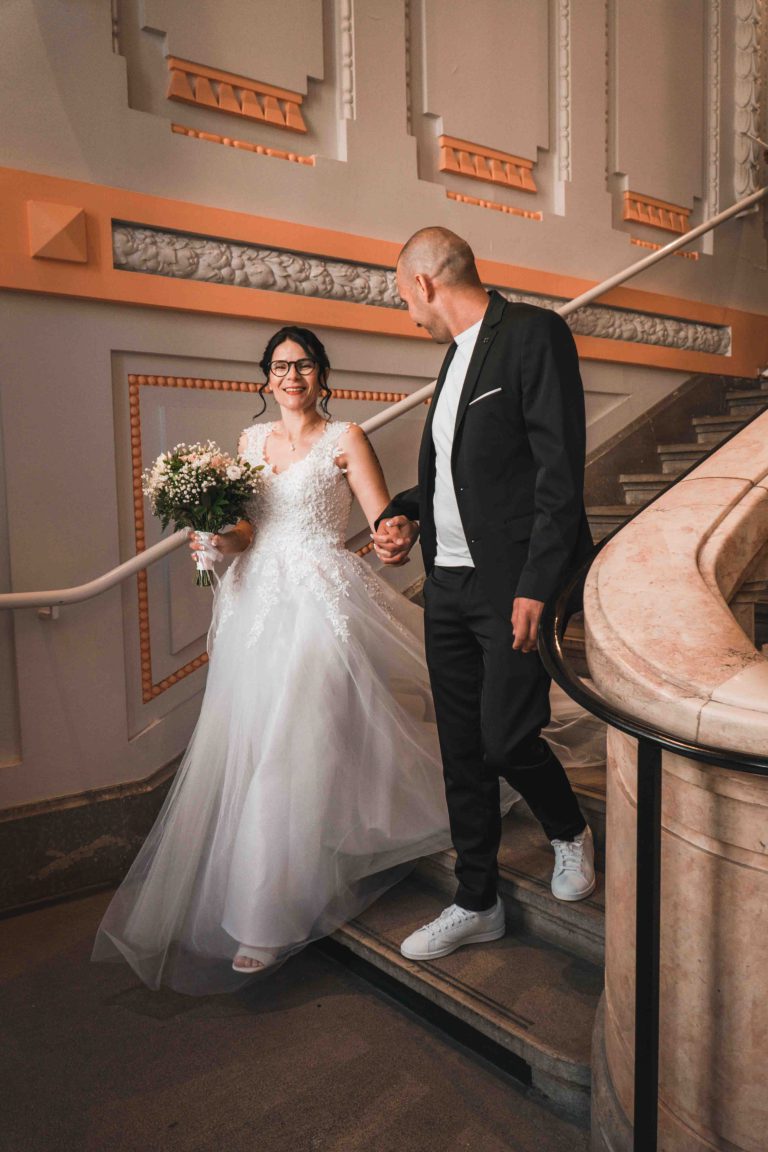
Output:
[{"xmin": 232, "ymin": 944, "xmax": 280, "ymax": 973}]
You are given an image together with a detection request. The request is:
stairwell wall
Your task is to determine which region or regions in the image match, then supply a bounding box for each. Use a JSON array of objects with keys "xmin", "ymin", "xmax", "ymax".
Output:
[{"xmin": 0, "ymin": 0, "xmax": 767, "ymax": 904}]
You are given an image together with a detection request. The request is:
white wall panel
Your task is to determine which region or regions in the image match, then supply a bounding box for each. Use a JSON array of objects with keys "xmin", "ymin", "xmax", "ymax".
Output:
[
  {"xmin": 610, "ymin": 0, "xmax": 706, "ymax": 209},
  {"xmin": 141, "ymin": 0, "xmax": 325, "ymax": 93},
  {"xmin": 420, "ymin": 0, "xmax": 548, "ymax": 159}
]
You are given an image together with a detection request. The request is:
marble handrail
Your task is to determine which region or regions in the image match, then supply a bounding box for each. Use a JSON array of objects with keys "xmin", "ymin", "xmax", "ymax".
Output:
[{"xmin": 584, "ymin": 409, "xmax": 768, "ymax": 755}]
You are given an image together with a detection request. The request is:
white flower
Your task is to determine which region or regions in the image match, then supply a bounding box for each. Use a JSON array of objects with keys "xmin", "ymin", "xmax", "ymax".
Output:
[{"xmin": 226, "ymin": 465, "xmax": 243, "ymax": 480}]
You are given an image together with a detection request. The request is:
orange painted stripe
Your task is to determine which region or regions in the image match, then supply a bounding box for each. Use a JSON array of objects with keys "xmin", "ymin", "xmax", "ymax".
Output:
[{"xmin": 2, "ymin": 167, "xmax": 767, "ymax": 377}]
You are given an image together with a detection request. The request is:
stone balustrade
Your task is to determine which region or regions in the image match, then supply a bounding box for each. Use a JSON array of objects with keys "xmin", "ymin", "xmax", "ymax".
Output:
[{"xmin": 585, "ymin": 409, "xmax": 768, "ymax": 1152}]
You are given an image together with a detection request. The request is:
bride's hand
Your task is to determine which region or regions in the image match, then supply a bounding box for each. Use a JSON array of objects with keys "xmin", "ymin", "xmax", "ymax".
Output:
[{"xmin": 189, "ymin": 523, "xmax": 252, "ymax": 557}]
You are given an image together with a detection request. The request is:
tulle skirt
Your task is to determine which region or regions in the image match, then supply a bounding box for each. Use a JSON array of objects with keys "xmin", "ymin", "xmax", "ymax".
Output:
[{"xmin": 92, "ymin": 553, "xmax": 604, "ymax": 994}]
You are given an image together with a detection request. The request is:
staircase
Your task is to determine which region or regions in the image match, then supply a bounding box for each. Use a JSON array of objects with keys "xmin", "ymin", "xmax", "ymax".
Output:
[
  {"xmin": 586, "ymin": 376, "xmax": 768, "ymax": 541},
  {"xmin": 324, "ymin": 376, "xmax": 768, "ymax": 1128},
  {"xmin": 327, "ymin": 771, "xmax": 606, "ymax": 1125}
]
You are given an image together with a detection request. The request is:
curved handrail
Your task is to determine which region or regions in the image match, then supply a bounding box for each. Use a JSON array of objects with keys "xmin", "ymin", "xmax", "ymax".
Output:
[
  {"xmin": 2, "ymin": 184, "xmax": 766, "ymax": 611},
  {"xmin": 540, "ymin": 555, "xmax": 768, "ymax": 776},
  {"xmin": 537, "ymin": 397, "xmax": 768, "ymax": 773}
]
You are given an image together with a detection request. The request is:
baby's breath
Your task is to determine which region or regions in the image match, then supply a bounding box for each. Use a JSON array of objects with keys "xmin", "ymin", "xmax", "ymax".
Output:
[{"xmin": 142, "ymin": 441, "xmax": 262, "ymax": 533}]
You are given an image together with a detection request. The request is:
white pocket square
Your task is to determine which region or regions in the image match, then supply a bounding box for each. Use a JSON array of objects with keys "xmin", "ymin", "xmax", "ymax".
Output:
[{"xmin": 469, "ymin": 388, "xmax": 502, "ymax": 406}]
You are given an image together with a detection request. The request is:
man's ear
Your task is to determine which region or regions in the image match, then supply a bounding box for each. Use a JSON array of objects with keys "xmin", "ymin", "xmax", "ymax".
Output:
[{"xmin": 414, "ymin": 273, "xmax": 435, "ymax": 302}]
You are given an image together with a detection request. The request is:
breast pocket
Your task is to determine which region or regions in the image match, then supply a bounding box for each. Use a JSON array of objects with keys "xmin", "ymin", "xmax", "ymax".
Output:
[{"xmin": 468, "ymin": 388, "xmax": 503, "ymax": 407}]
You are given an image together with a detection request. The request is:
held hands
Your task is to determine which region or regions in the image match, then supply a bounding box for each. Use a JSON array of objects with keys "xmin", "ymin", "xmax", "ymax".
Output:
[
  {"xmin": 511, "ymin": 597, "xmax": 545, "ymax": 653},
  {"xmin": 371, "ymin": 516, "xmax": 419, "ymax": 566}
]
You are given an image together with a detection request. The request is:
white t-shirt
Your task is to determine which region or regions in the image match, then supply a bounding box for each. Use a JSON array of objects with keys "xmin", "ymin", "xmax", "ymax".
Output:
[{"xmin": 431, "ymin": 318, "xmax": 483, "ymax": 566}]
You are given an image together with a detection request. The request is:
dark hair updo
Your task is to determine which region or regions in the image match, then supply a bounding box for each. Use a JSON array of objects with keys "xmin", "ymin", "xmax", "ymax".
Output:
[{"xmin": 253, "ymin": 326, "xmax": 332, "ymax": 419}]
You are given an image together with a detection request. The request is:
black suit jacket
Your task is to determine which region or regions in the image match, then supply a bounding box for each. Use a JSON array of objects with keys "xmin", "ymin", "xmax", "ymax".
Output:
[{"xmin": 380, "ymin": 290, "xmax": 593, "ymax": 620}]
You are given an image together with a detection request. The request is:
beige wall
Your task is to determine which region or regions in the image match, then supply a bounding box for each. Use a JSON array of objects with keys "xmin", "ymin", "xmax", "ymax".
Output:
[{"xmin": 1, "ymin": 0, "xmax": 766, "ymax": 807}]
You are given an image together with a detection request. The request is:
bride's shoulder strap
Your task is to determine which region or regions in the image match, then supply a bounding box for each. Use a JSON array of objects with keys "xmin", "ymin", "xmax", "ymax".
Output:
[
  {"xmin": 238, "ymin": 422, "xmax": 269, "ymax": 453},
  {"xmin": 329, "ymin": 419, "xmax": 354, "ymax": 454}
]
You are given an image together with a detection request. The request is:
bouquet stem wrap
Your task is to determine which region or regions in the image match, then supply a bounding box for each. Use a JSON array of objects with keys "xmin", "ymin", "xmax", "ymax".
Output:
[{"xmin": 192, "ymin": 531, "xmax": 221, "ymax": 587}]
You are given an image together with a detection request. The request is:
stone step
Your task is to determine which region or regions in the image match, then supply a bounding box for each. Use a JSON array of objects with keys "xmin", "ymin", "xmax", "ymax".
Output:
[
  {"xmin": 656, "ymin": 442, "xmax": 708, "ymax": 474},
  {"xmin": 726, "ymin": 389, "xmax": 768, "ymax": 417},
  {"xmin": 415, "ymin": 800, "xmax": 606, "ymax": 966},
  {"xmin": 331, "ymin": 874, "xmax": 602, "ymax": 1120},
  {"xmin": 690, "ymin": 412, "xmax": 746, "ymax": 445},
  {"xmin": 618, "ymin": 473, "xmax": 670, "ymax": 505},
  {"xmin": 587, "ymin": 505, "xmax": 633, "ymax": 540}
]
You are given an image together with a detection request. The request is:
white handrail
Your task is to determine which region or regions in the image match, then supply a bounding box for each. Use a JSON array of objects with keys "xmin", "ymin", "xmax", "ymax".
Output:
[
  {"xmin": 2, "ymin": 184, "xmax": 766, "ymax": 612},
  {"xmin": 2, "ymin": 530, "xmax": 190, "ymax": 610},
  {"xmin": 557, "ymin": 184, "xmax": 768, "ymax": 317}
]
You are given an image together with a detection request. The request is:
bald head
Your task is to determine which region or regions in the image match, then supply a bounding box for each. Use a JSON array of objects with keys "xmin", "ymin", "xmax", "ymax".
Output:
[{"xmin": 397, "ymin": 227, "xmax": 482, "ymax": 288}]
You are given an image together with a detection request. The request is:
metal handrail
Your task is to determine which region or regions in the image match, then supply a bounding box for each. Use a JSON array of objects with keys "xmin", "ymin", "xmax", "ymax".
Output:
[
  {"xmin": 2, "ymin": 183, "xmax": 766, "ymax": 611},
  {"xmin": 538, "ymin": 402, "xmax": 768, "ymax": 1152}
]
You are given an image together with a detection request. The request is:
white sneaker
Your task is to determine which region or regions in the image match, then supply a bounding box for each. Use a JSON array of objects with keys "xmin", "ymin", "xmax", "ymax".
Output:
[
  {"xmin": 551, "ymin": 825, "xmax": 596, "ymax": 901},
  {"xmin": 400, "ymin": 896, "xmax": 505, "ymax": 960}
]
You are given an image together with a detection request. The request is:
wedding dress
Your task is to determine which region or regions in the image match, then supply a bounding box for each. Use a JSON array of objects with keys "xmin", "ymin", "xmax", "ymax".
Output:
[{"xmin": 93, "ymin": 420, "xmax": 604, "ymax": 994}]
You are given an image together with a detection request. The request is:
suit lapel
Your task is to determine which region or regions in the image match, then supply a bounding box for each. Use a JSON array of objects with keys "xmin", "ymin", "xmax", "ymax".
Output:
[{"xmin": 451, "ymin": 291, "xmax": 507, "ymax": 465}]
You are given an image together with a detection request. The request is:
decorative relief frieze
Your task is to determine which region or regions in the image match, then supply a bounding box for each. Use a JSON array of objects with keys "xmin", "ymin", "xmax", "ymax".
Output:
[
  {"xmin": 167, "ymin": 57, "xmax": 307, "ymax": 133},
  {"xmin": 734, "ymin": 0, "xmax": 764, "ymax": 196},
  {"xmin": 557, "ymin": 0, "xmax": 572, "ymax": 183},
  {"xmin": 623, "ymin": 191, "xmax": 691, "ymax": 234},
  {"xmin": 707, "ymin": 0, "xmax": 722, "ymax": 216},
  {"xmin": 446, "ymin": 190, "xmax": 542, "ymax": 222},
  {"xmin": 111, "ymin": 0, "xmax": 120, "ymax": 54},
  {"xmin": 171, "ymin": 123, "xmax": 315, "ymax": 165},
  {"xmin": 339, "ymin": 0, "xmax": 355, "ymax": 120},
  {"xmin": 517, "ymin": 296, "xmax": 729, "ymax": 356},
  {"xmin": 114, "ymin": 225, "xmax": 401, "ymax": 306},
  {"xmin": 439, "ymin": 135, "xmax": 537, "ymax": 193},
  {"xmin": 112, "ymin": 224, "xmax": 731, "ymax": 356},
  {"xmin": 404, "ymin": 0, "xmax": 413, "ymax": 133}
]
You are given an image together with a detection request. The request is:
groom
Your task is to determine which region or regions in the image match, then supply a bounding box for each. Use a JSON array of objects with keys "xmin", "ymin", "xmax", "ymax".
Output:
[{"xmin": 374, "ymin": 227, "xmax": 595, "ymax": 961}]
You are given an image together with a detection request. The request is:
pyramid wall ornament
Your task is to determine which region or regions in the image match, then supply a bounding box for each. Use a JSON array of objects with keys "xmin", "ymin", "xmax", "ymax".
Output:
[{"xmin": 27, "ymin": 201, "xmax": 88, "ymax": 262}]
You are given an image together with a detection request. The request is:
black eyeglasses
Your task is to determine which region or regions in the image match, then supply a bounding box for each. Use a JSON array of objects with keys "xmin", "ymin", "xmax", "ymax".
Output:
[{"xmin": 268, "ymin": 358, "xmax": 317, "ymax": 377}]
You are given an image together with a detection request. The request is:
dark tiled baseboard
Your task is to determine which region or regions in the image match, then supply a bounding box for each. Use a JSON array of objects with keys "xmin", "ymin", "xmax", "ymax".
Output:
[{"xmin": 0, "ymin": 756, "xmax": 181, "ymax": 915}]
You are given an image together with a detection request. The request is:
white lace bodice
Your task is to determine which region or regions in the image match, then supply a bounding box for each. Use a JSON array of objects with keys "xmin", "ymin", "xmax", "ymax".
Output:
[
  {"xmin": 240, "ymin": 420, "xmax": 353, "ymax": 550},
  {"xmin": 209, "ymin": 420, "xmax": 392, "ymax": 646}
]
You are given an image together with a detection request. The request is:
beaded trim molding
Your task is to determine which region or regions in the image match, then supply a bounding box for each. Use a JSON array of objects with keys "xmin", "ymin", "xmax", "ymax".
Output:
[{"xmin": 129, "ymin": 374, "xmax": 404, "ymax": 702}]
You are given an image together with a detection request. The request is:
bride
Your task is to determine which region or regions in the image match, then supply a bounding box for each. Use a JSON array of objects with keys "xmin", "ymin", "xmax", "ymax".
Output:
[{"xmin": 92, "ymin": 325, "xmax": 603, "ymax": 994}]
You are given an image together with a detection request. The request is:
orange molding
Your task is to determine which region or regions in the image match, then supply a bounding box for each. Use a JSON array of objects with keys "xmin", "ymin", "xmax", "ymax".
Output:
[
  {"xmin": 128, "ymin": 373, "xmax": 396, "ymax": 701},
  {"xmin": 630, "ymin": 237, "xmax": 699, "ymax": 261},
  {"xmin": 2, "ymin": 167, "xmax": 767, "ymax": 377},
  {"xmin": 171, "ymin": 123, "xmax": 314, "ymax": 165},
  {"xmin": 27, "ymin": 201, "xmax": 88, "ymax": 262},
  {"xmin": 167, "ymin": 56, "xmax": 307, "ymax": 133},
  {"xmin": 439, "ymin": 135, "xmax": 537, "ymax": 194},
  {"xmin": 447, "ymin": 189, "xmax": 542, "ymax": 222},
  {"xmin": 623, "ymin": 191, "xmax": 690, "ymax": 234}
]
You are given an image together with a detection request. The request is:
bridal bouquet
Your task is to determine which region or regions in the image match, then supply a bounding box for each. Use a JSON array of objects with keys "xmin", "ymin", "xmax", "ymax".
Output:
[{"xmin": 142, "ymin": 441, "xmax": 262, "ymax": 585}]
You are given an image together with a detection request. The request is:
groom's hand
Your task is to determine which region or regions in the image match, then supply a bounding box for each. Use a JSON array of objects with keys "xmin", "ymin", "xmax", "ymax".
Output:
[
  {"xmin": 511, "ymin": 597, "xmax": 545, "ymax": 653},
  {"xmin": 371, "ymin": 516, "xmax": 419, "ymax": 565}
]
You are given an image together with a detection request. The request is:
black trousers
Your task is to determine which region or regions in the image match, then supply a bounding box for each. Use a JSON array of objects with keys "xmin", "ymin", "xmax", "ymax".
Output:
[{"xmin": 423, "ymin": 565, "xmax": 585, "ymax": 911}]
